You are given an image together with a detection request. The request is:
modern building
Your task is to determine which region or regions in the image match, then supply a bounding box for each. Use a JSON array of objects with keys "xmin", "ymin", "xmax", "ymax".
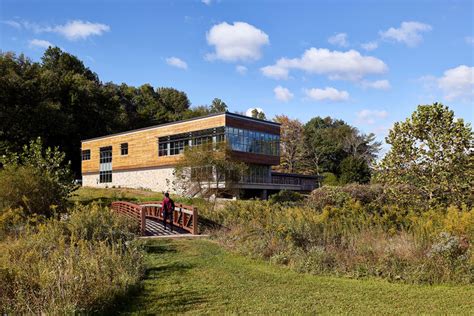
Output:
[{"xmin": 81, "ymin": 112, "xmax": 318, "ymax": 198}]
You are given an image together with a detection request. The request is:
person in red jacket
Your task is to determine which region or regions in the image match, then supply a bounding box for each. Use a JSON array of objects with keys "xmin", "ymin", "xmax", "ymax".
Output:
[{"xmin": 161, "ymin": 192, "xmax": 175, "ymax": 231}]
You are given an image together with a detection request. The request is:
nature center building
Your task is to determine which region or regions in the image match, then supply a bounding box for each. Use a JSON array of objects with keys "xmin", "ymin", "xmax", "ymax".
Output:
[{"xmin": 81, "ymin": 112, "xmax": 318, "ymax": 198}]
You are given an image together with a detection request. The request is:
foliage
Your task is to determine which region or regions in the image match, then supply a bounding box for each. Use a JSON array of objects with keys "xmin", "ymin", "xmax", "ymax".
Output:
[
  {"xmin": 321, "ymin": 172, "xmax": 339, "ymax": 186},
  {"xmin": 0, "ymin": 49, "xmax": 194, "ymax": 175},
  {"xmin": 339, "ymin": 156, "xmax": 371, "ymax": 184},
  {"xmin": 206, "ymin": 191, "xmax": 473, "ymax": 284},
  {"xmin": 0, "ymin": 203, "xmax": 143, "ymax": 313},
  {"xmin": 302, "ymin": 116, "xmax": 380, "ymax": 180},
  {"xmin": 269, "ymin": 190, "xmax": 304, "ymax": 204},
  {"xmin": 250, "ymin": 108, "xmax": 266, "ymax": 120},
  {"xmin": 376, "ymin": 103, "xmax": 473, "ymax": 206},
  {"xmin": 273, "ymin": 115, "xmax": 305, "ymax": 173},
  {"xmin": 174, "ymin": 142, "xmax": 247, "ymax": 200},
  {"xmin": 0, "ymin": 138, "xmax": 76, "ymax": 217}
]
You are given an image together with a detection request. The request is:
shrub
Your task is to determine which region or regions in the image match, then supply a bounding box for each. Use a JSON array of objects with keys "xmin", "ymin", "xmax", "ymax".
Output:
[
  {"xmin": 0, "ymin": 138, "xmax": 76, "ymax": 217},
  {"xmin": 321, "ymin": 172, "xmax": 338, "ymax": 186},
  {"xmin": 269, "ymin": 190, "xmax": 304, "ymax": 204},
  {"xmin": 0, "ymin": 203, "xmax": 144, "ymax": 313}
]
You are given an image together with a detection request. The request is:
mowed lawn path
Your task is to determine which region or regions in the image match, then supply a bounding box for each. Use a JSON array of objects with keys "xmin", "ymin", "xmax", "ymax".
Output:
[{"xmin": 119, "ymin": 239, "xmax": 473, "ymax": 314}]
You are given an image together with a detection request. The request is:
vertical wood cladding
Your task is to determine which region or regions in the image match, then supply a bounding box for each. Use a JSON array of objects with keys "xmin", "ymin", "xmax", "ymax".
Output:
[
  {"xmin": 82, "ymin": 115, "xmax": 226, "ymax": 173},
  {"xmin": 81, "ymin": 113, "xmax": 282, "ymax": 174}
]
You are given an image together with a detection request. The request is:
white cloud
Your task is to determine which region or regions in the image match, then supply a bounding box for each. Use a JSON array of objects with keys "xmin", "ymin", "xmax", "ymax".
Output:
[
  {"xmin": 304, "ymin": 87, "xmax": 349, "ymax": 102},
  {"xmin": 356, "ymin": 109, "xmax": 389, "ymax": 125},
  {"xmin": 361, "ymin": 41, "xmax": 378, "ymax": 51},
  {"xmin": 465, "ymin": 36, "xmax": 474, "ymax": 46},
  {"xmin": 51, "ymin": 20, "xmax": 110, "ymax": 40},
  {"xmin": 328, "ymin": 33, "xmax": 348, "ymax": 47},
  {"xmin": 236, "ymin": 65, "xmax": 248, "ymax": 75},
  {"xmin": 206, "ymin": 21, "xmax": 269, "ymax": 62},
  {"xmin": 28, "ymin": 38, "xmax": 53, "ymax": 49},
  {"xmin": 379, "ymin": 21, "xmax": 432, "ymax": 47},
  {"xmin": 2, "ymin": 19, "xmax": 110, "ymax": 41},
  {"xmin": 202, "ymin": 0, "xmax": 212, "ymax": 5},
  {"xmin": 273, "ymin": 86, "xmax": 294, "ymax": 102},
  {"xmin": 437, "ymin": 65, "xmax": 474, "ymax": 101},
  {"xmin": 261, "ymin": 47, "xmax": 387, "ymax": 81},
  {"xmin": 246, "ymin": 107, "xmax": 264, "ymax": 117},
  {"xmin": 361, "ymin": 79, "xmax": 391, "ymax": 90},
  {"xmin": 166, "ymin": 57, "xmax": 188, "ymax": 69},
  {"xmin": 2, "ymin": 20, "xmax": 22, "ymax": 29}
]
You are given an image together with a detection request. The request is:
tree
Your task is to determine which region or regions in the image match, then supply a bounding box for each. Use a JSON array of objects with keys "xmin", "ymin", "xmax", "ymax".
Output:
[
  {"xmin": 157, "ymin": 87, "xmax": 191, "ymax": 120},
  {"xmin": 339, "ymin": 156, "xmax": 371, "ymax": 184},
  {"xmin": 210, "ymin": 98, "xmax": 228, "ymax": 113},
  {"xmin": 376, "ymin": 103, "xmax": 473, "ymax": 205},
  {"xmin": 173, "ymin": 142, "xmax": 247, "ymax": 203},
  {"xmin": 250, "ymin": 108, "xmax": 266, "ymax": 120},
  {"xmin": 274, "ymin": 115, "xmax": 304, "ymax": 173}
]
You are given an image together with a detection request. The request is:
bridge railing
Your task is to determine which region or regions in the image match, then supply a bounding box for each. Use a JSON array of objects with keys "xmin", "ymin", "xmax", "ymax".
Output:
[
  {"xmin": 110, "ymin": 201, "xmax": 146, "ymax": 235},
  {"xmin": 110, "ymin": 200, "xmax": 199, "ymax": 235},
  {"xmin": 139, "ymin": 201, "xmax": 198, "ymax": 235}
]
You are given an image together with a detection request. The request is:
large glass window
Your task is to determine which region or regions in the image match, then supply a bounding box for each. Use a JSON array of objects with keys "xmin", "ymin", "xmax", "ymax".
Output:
[
  {"xmin": 225, "ymin": 127, "xmax": 279, "ymax": 156},
  {"xmin": 241, "ymin": 165, "xmax": 271, "ymax": 183},
  {"xmin": 158, "ymin": 127, "xmax": 225, "ymax": 156}
]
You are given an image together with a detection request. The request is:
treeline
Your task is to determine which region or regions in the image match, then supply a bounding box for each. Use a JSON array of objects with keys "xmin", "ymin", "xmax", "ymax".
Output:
[
  {"xmin": 1, "ymin": 47, "xmax": 381, "ymax": 181},
  {"xmin": 274, "ymin": 115, "xmax": 380, "ymax": 185},
  {"xmin": 0, "ymin": 47, "xmax": 227, "ymax": 175}
]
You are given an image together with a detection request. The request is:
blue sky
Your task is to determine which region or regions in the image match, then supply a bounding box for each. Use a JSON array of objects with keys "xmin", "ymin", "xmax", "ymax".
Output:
[{"xmin": 1, "ymin": 0, "xmax": 473, "ymax": 149}]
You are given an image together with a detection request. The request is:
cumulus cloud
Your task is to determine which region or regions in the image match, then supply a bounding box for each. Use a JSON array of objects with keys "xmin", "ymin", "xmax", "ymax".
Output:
[
  {"xmin": 166, "ymin": 57, "xmax": 188, "ymax": 69},
  {"xmin": 206, "ymin": 21, "xmax": 269, "ymax": 62},
  {"xmin": 202, "ymin": 0, "xmax": 212, "ymax": 4},
  {"xmin": 356, "ymin": 109, "xmax": 389, "ymax": 125},
  {"xmin": 261, "ymin": 47, "xmax": 387, "ymax": 81},
  {"xmin": 437, "ymin": 65, "xmax": 474, "ymax": 101},
  {"xmin": 28, "ymin": 38, "xmax": 53, "ymax": 49},
  {"xmin": 361, "ymin": 79, "xmax": 391, "ymax": 90},
  {"xmin": 305, "ymin": 87, "xmax": 349, "ymax": 102},
  {"xmin": 236, "ymin": 65, "xmax": 248, "ymax": 75},
  {"xmin": 379, "ymin": 21, "xmax": 432, "ymax": 47},
  {"xmin": 246, "ymin": 107, "xmax": 264, "ymax": 117},
  {"xmin": 328, "ymin": 33, "xmax": 348, "ymax": 47},
  {"xmin": 2, "ymin": 19, "xmax": 110, "ymax": 41},
  {"xmin": 361, "ymin": 41, "xmax": 378, "ymax": 51},
  {"xmin": 273, "ymin": 86, "xmax": 294, "ymax": 102}
]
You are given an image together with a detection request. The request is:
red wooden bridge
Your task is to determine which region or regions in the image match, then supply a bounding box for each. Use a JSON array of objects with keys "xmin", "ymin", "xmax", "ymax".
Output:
[{"xmin": 111, "ymin": 201, "xmax": 199, "ymax": 236}]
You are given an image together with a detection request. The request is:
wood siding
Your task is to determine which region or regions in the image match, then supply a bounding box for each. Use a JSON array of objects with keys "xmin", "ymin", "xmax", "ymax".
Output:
[
  {"xmin": 82, "ymin": 115, "xmax": 226, "ymax": 173},
  {"xmin": 81, "ymin": 113, "xmax": 281, "ymax": 174}
]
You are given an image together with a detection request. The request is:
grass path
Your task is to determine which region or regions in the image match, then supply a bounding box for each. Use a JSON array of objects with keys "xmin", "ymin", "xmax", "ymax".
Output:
[{"xmin": 118, "ymin": 239, "xmax": 473, "ymax": 314}]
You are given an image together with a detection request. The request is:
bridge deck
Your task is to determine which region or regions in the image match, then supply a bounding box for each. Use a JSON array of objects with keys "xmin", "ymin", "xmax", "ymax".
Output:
[{"xmin": 145, "ymin": 217, "xmax": 191, "ymax": 236}]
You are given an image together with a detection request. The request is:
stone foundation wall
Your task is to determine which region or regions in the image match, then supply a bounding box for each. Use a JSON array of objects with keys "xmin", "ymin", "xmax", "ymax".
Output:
[{"xmin": 82, "ymin": 166, "xmax": 180, "ymax": 193}]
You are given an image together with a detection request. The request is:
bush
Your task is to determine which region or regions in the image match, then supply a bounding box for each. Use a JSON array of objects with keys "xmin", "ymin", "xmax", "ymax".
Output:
[
  {"xmin": 269, "ymin": 190, "xmax": 304, "ymax": 204},
  {"xmin": 0, "ymin": 203, "xmax": 144, "ymax": 313},
  {"xmin": 211, "ymin": 198, "xmax": 473, "ymax": 285},
  {"xmin": 339, "ymin": 156, "xmax": 371, "ymax": 184},
  {"xmin": 321, "ymin": 172, "xmax": 338, "ymax": 186},
  {"xmin": 0, "ymin": 138, "xmax": 76, "ymax": 217}
]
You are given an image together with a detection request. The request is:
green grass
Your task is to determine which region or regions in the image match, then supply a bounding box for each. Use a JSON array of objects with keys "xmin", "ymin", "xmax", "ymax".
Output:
[
  {"xmin": 118, "ymin": 239, "xmax": 474, "ymax": 314},
  {"xmin": 70, "ymin": 187, "xmax": 165, "ymax": 205}
]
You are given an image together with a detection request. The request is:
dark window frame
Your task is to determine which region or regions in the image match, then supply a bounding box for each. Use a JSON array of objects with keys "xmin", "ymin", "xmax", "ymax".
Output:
[
  {"xmin": 120, "ymin": 143, "xmax": 128, "ymax": 156},
  {"xmin": 81, "ymin": 149, "xmax": 91, "ymax": 161}
]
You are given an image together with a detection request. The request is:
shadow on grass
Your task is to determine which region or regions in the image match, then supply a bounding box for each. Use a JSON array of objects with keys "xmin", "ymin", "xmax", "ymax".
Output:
[
  {"xmin": 143, "ymin": 243, "xmax": 177, "ymax": 254},
  {"xmin": 145, "ymin": 261, "xmax": 195, "ymax": 280}
]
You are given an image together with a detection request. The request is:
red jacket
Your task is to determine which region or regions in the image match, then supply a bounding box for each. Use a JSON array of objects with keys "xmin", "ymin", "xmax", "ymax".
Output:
[{"xmin": 162, "ymin": 197, "xmax": 174, "ymax": 214}]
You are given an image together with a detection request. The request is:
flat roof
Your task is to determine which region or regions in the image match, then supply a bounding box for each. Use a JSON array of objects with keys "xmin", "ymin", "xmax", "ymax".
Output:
[{"xmin": 82, "ymin": 111, "xmax": 280, "ymax": 143}]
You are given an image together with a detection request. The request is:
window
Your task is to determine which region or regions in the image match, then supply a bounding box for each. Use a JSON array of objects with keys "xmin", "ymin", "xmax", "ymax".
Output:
[
  {"xmin": 99, "ymin": 146, "xmax": 112, "ymax": 183},
  {"xmin": 121, "ymin": 143, "xmax": 128, "ymax": 155},
  {"xmin": 225, "ymin": 127, "xmax": 280, "ymax": 156},
  {"xmin": 81, "ymin": 149, "xmax": 90, "ymax": 161},
  {"xmin": 99, "ymin": 146, "xmax": 112, "ymax": 163},
  {"xmin": 157, "ymin": 127, "xmax": 226, "ymax": 157},
  {"xmin": 99, "ymin": 170, "xmax": 112, "ymax": 183}
]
